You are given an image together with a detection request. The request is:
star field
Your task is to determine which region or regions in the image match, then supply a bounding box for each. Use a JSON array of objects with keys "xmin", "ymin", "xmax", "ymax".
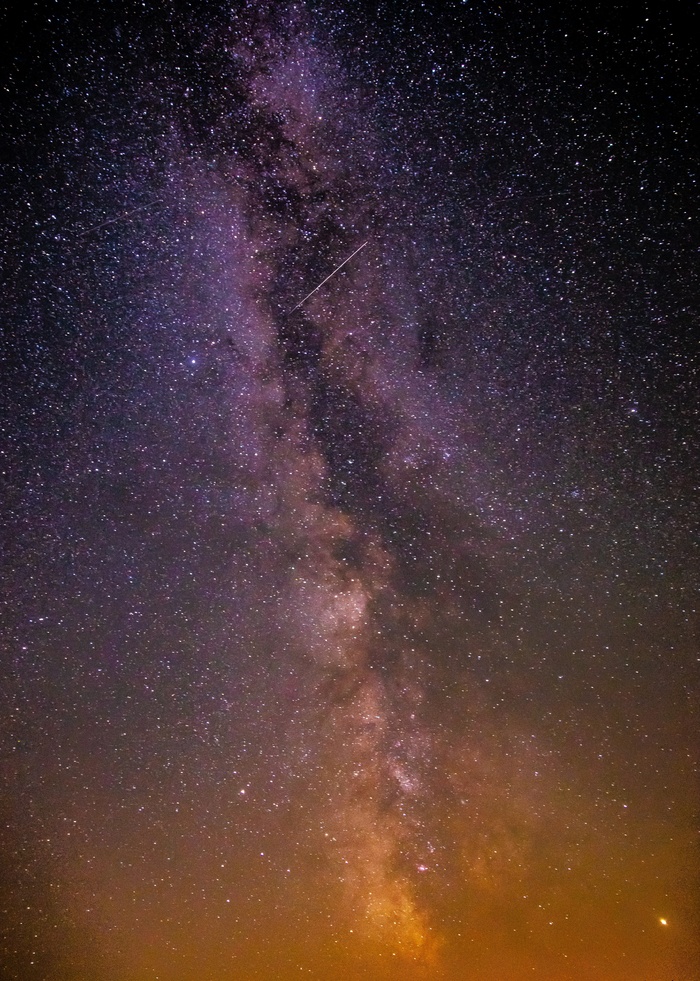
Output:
[{"xmin": 1, "ymin": 2, "xmax": 698, "ymax": 979}]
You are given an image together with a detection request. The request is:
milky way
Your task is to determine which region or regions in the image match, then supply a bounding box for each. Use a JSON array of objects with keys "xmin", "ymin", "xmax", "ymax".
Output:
[{"xmin": 1, "ymin": 3, "xmax": 698, "ymax": 979}]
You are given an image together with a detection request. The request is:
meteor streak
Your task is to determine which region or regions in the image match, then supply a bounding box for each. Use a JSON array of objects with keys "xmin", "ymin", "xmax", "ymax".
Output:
[
  {"xmin": 290, "ymin": 240, "xmax": 368, "ymax": 312},
  {"xmin": 75, "ymin": 200, "xmax": 164, "ymax": 237}
]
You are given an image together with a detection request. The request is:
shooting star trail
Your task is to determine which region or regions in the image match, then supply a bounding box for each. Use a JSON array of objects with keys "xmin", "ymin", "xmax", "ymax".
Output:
[
  {"xmin": 290, "ymin": 241, "xmax": 368, "ymax": 312},
  {"xmin": 74, "ymin": 200, "xmax": 164, "ymax": 237},
  {"xmin": 488, "ymin": 187, "xmax": 604, "ymax": 205}
]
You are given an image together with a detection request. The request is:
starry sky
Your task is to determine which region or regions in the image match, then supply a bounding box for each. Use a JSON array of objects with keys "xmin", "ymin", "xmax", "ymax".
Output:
[{"xmin": 1, "ymin": 2, "xmax": 698, "ymax": 979}]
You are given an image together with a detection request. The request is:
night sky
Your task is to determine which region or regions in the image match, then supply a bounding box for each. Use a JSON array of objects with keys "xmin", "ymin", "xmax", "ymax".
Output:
[{"xmin": 1, "ymin": 2, "xmax": 698, "ymax": 979}]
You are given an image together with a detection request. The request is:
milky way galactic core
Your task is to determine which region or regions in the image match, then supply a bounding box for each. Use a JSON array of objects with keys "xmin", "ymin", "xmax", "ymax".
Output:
[{"xmin": 1, "ymin": 3, "xmax": 697, "ymax": 980}]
